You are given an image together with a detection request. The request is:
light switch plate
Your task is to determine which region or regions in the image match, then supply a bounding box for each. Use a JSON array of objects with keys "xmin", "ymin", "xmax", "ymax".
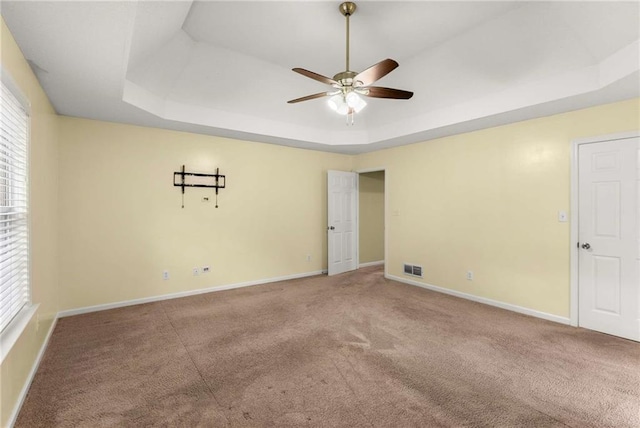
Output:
[{"xmin": 558, "ymin": 210, "xmax": 568, "ymax": 222}]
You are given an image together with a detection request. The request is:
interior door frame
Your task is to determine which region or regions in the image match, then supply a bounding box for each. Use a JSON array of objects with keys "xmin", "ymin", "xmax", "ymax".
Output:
[
  {"xmin": 569, "ymin": 130, "xmax": 640, "ymax": 327},
  {"xmin": 355, "ymin": 167, "xmax": 387, "ymax": 277}
]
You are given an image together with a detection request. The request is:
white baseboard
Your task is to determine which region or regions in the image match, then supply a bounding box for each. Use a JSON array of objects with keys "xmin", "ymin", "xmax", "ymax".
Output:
[
  {"xmin": 359, "ymin": 260, "xmax": 384, "ymax": 268},
  {"xmin": 8, "ymin": 314, "xmax": 58, "ymax": 428},
  {"xmin": 387, "ymin": 274, "xmax": 571, "ymax": 326},
  {"xmin": 58, "ymin": 270, "xmax": 326, "ymax": 318}
]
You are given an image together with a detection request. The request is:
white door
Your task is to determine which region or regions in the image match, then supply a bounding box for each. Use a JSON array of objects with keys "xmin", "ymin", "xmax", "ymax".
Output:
[
  {"xmin": 578, "ymin": 137, "xmax": 639, "ymax": 341},
  {"xmin": 327, "ymin": 170, "xmax": 357, "ymax": 276}
]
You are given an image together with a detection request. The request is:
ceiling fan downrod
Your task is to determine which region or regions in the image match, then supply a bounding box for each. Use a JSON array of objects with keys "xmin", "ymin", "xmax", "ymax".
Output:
[{"xmin": 339, "ymin": 2, "xmax": 357, "ymax": 73}]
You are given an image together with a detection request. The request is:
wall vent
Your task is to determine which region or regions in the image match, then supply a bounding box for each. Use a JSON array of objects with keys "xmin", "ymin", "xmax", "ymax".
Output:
[{"xmin": 403, "ymin": 263, "xmax": 423, "ymax": 278}]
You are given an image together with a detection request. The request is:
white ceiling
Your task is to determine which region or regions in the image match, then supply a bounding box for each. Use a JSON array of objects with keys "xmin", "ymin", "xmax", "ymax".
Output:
[{"xmin": 1, "ymin": 1, "xmax": 639, "ymax": 154}]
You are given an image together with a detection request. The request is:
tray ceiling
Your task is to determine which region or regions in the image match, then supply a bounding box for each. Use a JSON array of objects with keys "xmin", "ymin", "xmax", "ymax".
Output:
[{"xmin": 2, "ymin": 1, "xmax": 639, "ymax": 154}]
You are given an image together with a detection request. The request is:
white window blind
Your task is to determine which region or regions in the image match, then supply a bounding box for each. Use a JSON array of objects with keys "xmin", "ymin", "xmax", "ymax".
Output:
[{"xmin": 0, "ymin": 82, "xmax": 29, "ymax": 334}]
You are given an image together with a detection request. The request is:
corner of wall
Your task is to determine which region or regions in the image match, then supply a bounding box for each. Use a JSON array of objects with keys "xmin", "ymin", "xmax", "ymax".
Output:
[{"xmin": 1, "ymin": 16, "xmax": 61, "ymax": 427}]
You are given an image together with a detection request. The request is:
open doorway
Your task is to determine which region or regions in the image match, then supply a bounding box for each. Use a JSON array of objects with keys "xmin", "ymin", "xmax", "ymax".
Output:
[{"xmin": 358, "ymin": 170, "xmax": 385, "ymax": 269}]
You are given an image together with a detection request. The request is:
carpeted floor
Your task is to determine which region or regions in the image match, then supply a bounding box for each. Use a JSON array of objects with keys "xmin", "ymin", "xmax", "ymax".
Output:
[{"xmin": 16, "ymin": 266, "xmax": 640, "ymax": 427}]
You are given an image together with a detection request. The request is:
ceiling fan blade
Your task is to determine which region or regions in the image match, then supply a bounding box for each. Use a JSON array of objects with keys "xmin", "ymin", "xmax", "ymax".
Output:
[
  {"xmin": 364, "ymin": 86, "xmax": 414, "ymax": 100},
  {"xmin": 354, "ymin": 59, "xmax": 399, "ymax": 86},
  {"xmin": 292, "ymin": 68, "xmax": 338, "ymax": 86},
  {"xmin": 287, "ymin": 92, "xmax": 332, "ymax": 104}
]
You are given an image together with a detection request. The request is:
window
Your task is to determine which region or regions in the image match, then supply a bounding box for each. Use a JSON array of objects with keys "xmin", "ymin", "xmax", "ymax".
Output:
[{"xmin": 0, "ymin": 80, "xmax": 30, "ymax": 334}]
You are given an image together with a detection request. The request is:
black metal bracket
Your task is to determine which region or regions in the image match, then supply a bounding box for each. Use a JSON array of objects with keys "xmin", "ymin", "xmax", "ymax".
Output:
[{"xmin": 173, "ymin": 165, "xmax": 226, "ymax": 208}]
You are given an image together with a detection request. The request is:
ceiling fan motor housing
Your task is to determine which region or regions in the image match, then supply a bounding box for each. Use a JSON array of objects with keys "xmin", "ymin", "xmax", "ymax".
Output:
[{"xmin": 333, "ymin": 71, "xmax": 358, "ymax": 88}]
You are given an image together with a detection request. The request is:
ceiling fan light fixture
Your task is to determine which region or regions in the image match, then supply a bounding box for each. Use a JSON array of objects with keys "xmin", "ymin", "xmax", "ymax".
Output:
[
  {"xmin": 329, "ymin": 92, "xmax": 366, "ymax": 116},
  {"xmin": 345, "ymin": 91, "xmax": 366, "ymax": 112},
  {"xmin": 328, "ymin": 94, "xmax": 349, "ymax": 115}
]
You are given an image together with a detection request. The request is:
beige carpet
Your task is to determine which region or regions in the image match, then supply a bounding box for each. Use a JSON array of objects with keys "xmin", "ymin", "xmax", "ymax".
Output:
[{"xmin": 16, "ymin": 266, "xmax": 640, "ymax": 427}]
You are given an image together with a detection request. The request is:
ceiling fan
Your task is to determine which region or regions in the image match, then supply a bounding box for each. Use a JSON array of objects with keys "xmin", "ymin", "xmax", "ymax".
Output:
[{"xmin": 287, "ymin": 1, "xmax": 413, "ymax": 125}]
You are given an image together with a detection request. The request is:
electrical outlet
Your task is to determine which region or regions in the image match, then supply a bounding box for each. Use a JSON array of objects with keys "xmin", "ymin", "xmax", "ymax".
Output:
[
  {"xmin": 193, "ymin": 267, "xmax": 200, "ymax": 276},
  {"xmin": 202, "ymin": 266, "xmax": 210, "ymax": 273},
  {"xmin": 466, "ymin": 271, "xmax": 474, "ymax": 281},
  {"xmin": 306, "ymin": 254, "xmax": 311, "ymax": 262},
  {"xmin": 558, "ymin": 210, "xmax": 568, "ymax": 222},
  {"xmin": 162, "ymin": 270, "xmax": 169, "ymax": 280}
]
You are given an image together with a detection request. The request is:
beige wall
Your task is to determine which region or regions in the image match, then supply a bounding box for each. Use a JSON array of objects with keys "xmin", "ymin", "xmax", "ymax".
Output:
[
  {"xmin": 359, "ymin": 171, "xmax": 384, "ymax": 264},
  {"xmin": 0, "ymin": 17, "xmax": 59, "ymax": 426},
  {"xmin": 355, "ymin": 98, "xmax": 640, "ymax": 318},
  {"xmin": 57, "ymin": 117, "xmax": 352, "ymax": 311}
]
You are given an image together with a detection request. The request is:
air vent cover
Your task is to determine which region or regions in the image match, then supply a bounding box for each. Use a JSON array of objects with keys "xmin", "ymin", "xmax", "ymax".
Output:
[{"xmin": 403, "ymin": 263, "xmax": 423, "ymax": 278}]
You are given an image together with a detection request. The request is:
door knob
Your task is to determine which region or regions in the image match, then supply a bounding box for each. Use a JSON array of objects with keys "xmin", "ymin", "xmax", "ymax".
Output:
[
  {"xmin": 581, "ymin": 243, "xmax": 591, "ymax": 250},
  {"xmin": 328, "ymin": 226, "xmax": 335, "ymax": 230}
]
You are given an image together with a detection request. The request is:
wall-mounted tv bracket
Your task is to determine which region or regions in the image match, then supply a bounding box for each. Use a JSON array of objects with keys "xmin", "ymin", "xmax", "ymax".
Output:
[{"xmin": 173, "ymin": 165, "xmax": 226, "ymax": 208}]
